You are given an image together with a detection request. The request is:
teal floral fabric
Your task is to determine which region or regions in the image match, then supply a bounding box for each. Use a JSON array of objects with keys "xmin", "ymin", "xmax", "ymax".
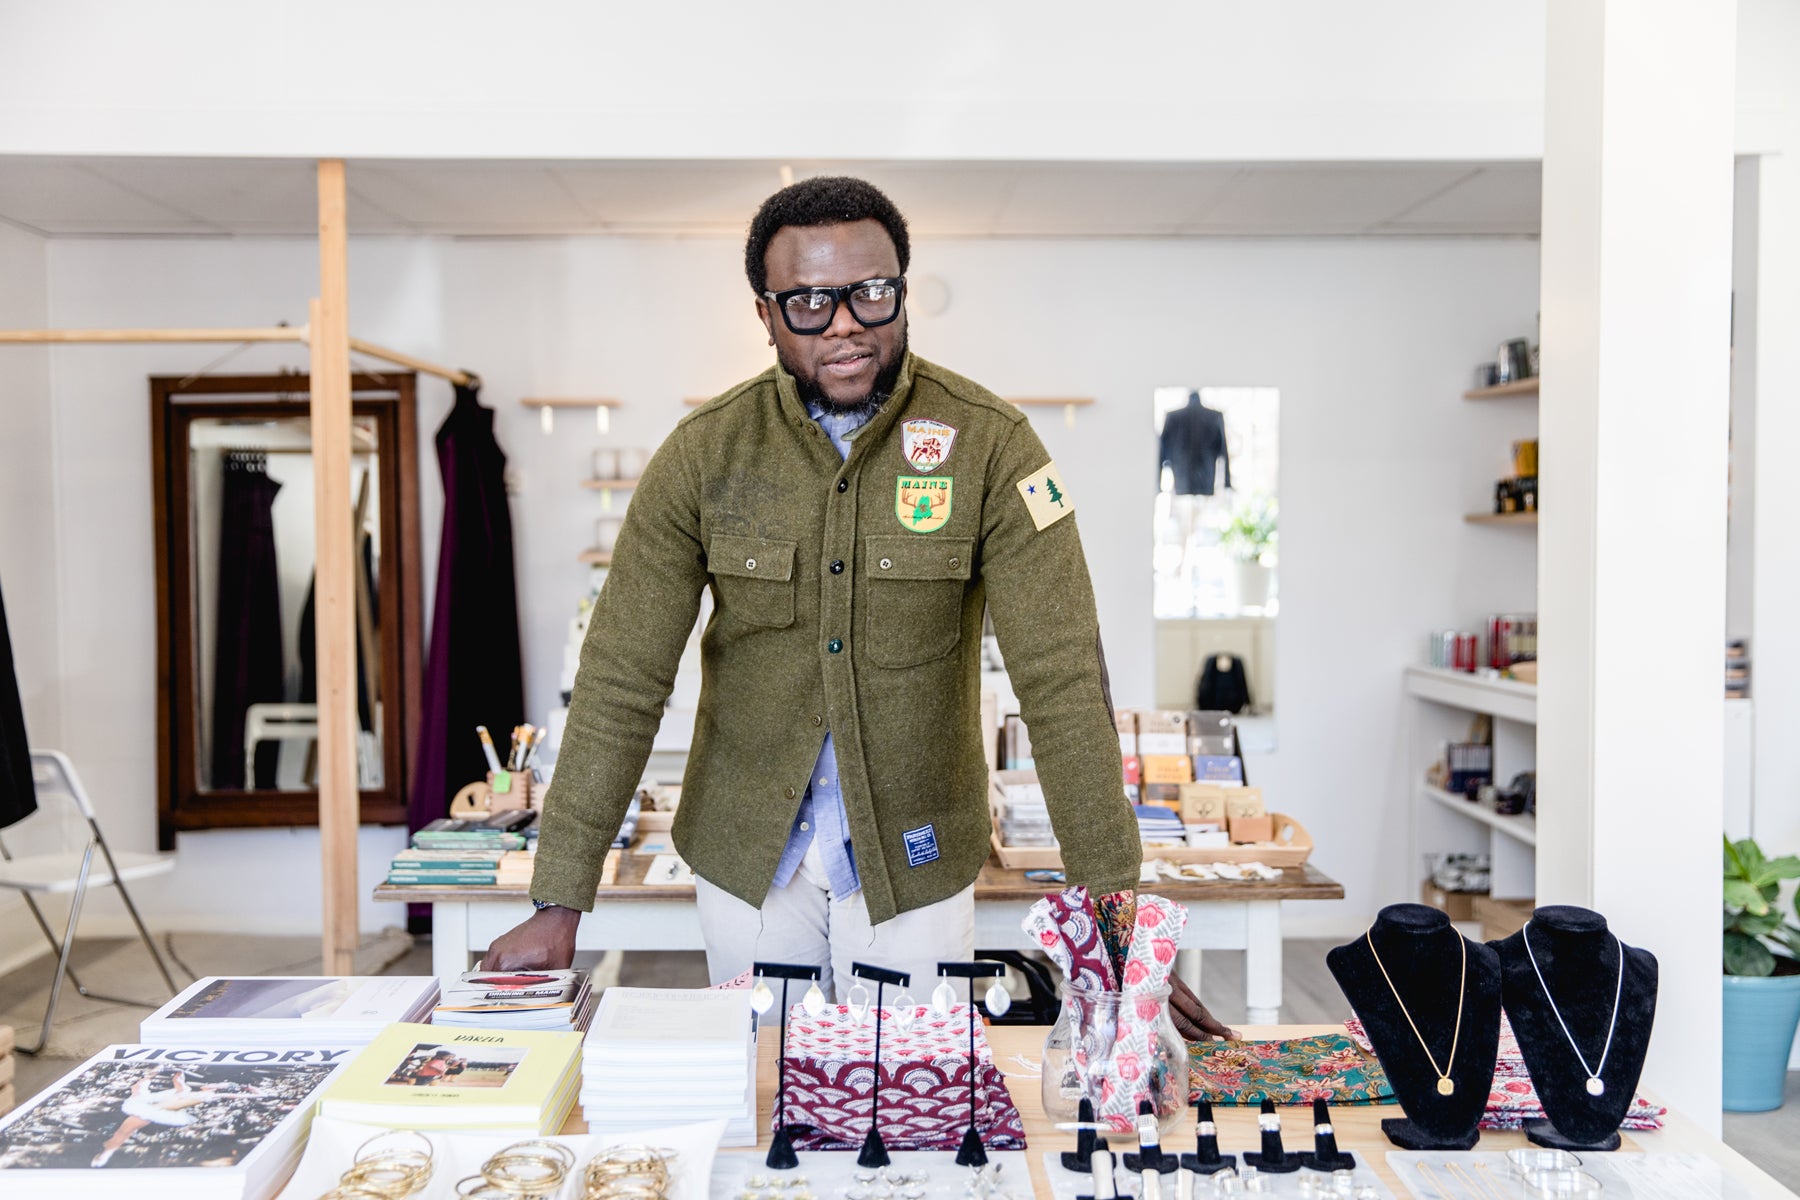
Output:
[{"xmin": 1188, "ymin": 1034, "xmax": 1397, "ymax": 1106}]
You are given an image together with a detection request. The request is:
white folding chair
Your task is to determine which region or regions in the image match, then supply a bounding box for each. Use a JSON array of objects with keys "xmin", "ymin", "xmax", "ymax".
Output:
[{"xmin": 0, "ymin": 750, "xmax": 181, "ymax": 1054}]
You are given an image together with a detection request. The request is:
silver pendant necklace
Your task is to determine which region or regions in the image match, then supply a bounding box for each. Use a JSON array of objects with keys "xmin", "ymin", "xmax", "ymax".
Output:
[{"xmin": 1523, "ymin": 920, "xmax": 1623, "ymax": 1098}]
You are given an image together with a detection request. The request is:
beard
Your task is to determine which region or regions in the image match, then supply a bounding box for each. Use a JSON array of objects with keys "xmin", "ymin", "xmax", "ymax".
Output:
[{"xmin": 783, "ymin": 328, "xmax": 909, "ymax": 419}]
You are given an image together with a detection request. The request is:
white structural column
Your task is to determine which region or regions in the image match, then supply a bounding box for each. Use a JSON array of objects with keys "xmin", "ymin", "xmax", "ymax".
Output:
[{"xmin": 1538, "ymin": 0, "xmax": 1735, "ymax": 1129}]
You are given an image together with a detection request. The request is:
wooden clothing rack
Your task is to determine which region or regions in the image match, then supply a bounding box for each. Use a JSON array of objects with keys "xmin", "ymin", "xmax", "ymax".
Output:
[{"xmin": 0, "ymin": 162, "xmax": 470, "ymax": 974}]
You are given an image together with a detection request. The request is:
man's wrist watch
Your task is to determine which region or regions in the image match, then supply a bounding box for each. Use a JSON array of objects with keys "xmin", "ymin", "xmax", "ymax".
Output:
[{"xmin": 531, "ymin": 899, "xmax": 560, "ymax": 912}]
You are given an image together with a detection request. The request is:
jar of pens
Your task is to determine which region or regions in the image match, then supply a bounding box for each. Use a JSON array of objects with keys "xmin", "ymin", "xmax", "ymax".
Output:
[{"xmin": 473, "ymin": 723, "xmax": 548, "ymax": 813}]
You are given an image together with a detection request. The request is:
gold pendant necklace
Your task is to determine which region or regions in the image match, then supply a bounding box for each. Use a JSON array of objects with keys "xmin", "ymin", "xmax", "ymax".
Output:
[{"xmin": 1366, "ymin": 926, "xmax": 1465, "ymax": 1097}]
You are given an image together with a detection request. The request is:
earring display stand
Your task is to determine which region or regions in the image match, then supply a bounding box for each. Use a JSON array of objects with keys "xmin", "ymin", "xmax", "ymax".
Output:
[
  {"xmin": 1327, "ymin": 904, "xmax": 1501, "ymax": 1150},
  {"xmin": 938, "ymin": 960, "xmax": 1006, "ymax": 1167},
  {"xmin": 1492, "ymin": 906, "xmax": 1658, "ymax": 1152},
  {"xmin": 753, "ymin": 960, "xmax": 822, "ymax": 1171},
  {"xmin": 851, "ymin": 961, "xmax": 910, "ymax": 1169}
]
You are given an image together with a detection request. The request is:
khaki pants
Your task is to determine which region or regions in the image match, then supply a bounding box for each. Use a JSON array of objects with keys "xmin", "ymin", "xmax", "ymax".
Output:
[{"xmin": 694, "ymin": 839, "xmax": 974, "ymax": 1009}]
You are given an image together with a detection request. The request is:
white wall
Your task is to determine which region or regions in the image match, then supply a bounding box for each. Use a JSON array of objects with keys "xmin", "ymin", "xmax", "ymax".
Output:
[
  {"xmin": 0, "ymin": 2, "xmax": 1549, "ymax": 162},
  {"xmin": 35, "ymin": 231, "xmax": 1538, "ymax": 940}
]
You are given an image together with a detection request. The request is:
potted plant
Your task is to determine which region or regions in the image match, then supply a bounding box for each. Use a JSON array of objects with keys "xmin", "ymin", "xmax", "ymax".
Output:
[
  {"xmin": 1219, "ymin": 496, "xmax": 1277, "ymax": 611},
  {"xmin": 1722, "ymin": 835, "xmax": 1800, "ymax": 1111}
]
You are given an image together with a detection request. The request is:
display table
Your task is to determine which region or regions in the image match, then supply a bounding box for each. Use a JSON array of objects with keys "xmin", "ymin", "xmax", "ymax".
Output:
[
  {"xmin": 374, "ymin": 861, "xmax": 1344, "ymax": 1023},
  {"xmin": 575, "ymin": 1023, "xmax": 1778, "ymax": 1200}
]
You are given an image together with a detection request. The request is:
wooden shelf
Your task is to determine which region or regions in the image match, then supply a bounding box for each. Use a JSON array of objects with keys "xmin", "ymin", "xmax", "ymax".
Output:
[
  {"xmin": 1463, "ymin": 379, "xmax": 1539, "ymax": 400},
  {"xmin": 520, "ymin": 397, "xmax": 624, "ymax": 409},
  {"xmin": 1421, "ymin": 784, "xmax": 1537, "ymax": 846},
  {"xmin": 580, "ymin": 478, "xmax": 641, "ymax": 491},
  {"xmin": 1405, "ymin": 665, "xmax": 1536, "ymax": 724},
  {"xmin": 578, "ymin": 549, "xmax": 613, "ymax": 566},
  {"xmin": 1465, "ymin": 511, "xmax": 1537, "ymax": 526}
]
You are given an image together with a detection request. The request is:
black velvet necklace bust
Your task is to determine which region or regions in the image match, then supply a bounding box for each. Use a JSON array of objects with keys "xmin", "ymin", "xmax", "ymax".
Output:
[
  {"xmin": 1327, "ymin": 904, "xmax": 1501, "ymax": 1149},
  {"xmin": 1491, "ymin": 905, "xmax": 1658, "ymax": 1151}
]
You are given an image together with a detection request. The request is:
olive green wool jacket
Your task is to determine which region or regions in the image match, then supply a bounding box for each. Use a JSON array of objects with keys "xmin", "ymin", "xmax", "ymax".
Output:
[{"xmin": 533, "ymin": 352, "xmax": 1141, "ymax": 924}]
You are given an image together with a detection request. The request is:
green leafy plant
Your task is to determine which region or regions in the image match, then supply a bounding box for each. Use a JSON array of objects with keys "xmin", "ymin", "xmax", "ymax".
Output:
[
  {"xmin": 1723, "ymin": 835, "xmax": 1800, "ymax": 976},
  {"xmin": 1220, "ymin": 496, "xmax": 1278, "ymax": 565}
]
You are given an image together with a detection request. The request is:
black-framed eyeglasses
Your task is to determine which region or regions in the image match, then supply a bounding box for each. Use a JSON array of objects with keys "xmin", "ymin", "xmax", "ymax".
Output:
[{"xmin": 763, "ymin": 277, "xmax": 906, "ymax": 335}]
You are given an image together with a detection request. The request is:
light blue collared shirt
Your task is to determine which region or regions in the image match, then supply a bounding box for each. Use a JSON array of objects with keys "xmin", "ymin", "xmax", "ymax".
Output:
[{"xmin": 768, "ymin": 399, "xmax": 876, "ymax": 897}]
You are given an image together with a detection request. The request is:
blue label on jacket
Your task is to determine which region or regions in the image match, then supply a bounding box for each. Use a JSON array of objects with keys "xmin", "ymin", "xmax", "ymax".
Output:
[{"xmin": 902, "ymin": 824, "xmax": 940, "ymax": 868}]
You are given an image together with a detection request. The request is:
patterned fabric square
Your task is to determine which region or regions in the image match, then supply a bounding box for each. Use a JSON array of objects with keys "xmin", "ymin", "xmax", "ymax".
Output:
[{"xmin": 1189, "ymin": 1034, "xmax": 1396, "ymax": 1106}]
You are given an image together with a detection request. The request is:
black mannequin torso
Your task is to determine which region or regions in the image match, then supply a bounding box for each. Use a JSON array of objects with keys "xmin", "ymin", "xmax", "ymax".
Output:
[
  {"xmin": 1327, "ymin": 904, "xmax": 1501, "ymax": 1149},
  {"xmin": 1491, "ymin": 905, "xmax": 1658, "ymax": 1150}
]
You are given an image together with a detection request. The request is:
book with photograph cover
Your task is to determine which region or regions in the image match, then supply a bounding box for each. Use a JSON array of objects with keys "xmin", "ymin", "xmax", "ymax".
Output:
[
  {"xmin": 141, "ymin": 977, "xmax": 439, "ymax": 1047},
  {"xmin": 434, "ymin": 969, "xmax": 594, "ymax": 1032},
  {"xmin": 0, "ymin": 1044, "xmax": 349, "ymax": 1199},
  {"xmin": 319, "ymin": 1023, "xmax": 583, "ymax": 1132}
]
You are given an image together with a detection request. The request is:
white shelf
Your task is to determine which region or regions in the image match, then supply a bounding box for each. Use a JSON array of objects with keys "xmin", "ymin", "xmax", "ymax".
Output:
[
  {"xmin": 1404, "ymin": 665, "xmax": 1536, "ymax": 725},
  {"xmin": 1421, "ymin": 784, "xmax": 1537, "ymax": 846}
]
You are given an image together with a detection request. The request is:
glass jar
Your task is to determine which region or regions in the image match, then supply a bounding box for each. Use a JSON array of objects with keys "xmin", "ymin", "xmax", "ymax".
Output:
[{"xmin": 1040, "ymin": 982, "xmax": 1188, "ymax": 1134}]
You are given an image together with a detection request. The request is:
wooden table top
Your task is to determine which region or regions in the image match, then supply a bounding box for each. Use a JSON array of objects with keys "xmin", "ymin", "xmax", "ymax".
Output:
[
  {"xmin": 374, "ymin": 858, "xmax": 1343, "ymax": 905},
  {"xmin": 561, "ymin": 1023, "xmax": 1688, "ymax": 1200}
]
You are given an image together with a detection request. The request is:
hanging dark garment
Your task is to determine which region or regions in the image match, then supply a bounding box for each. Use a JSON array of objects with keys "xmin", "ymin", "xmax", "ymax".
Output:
[
  {"xmin": 411, "ymin": 383, "xmax": 525, "ymax": 832},
  {"xmin": 210, "ymin": 453, "xmax": 285, "ymax": 790},
  {"xmin": 1158, "ymin": 393, "xmax": 1232, "ymax": 495},
  {"xmin": 299, "ymin": 534, "xmax": 379, "ymax": 731},
  {"xmin": 0, "ymin": 575, "xmax": 37, "ymax": 829},
  {"xmin": 1195, "ymin": 653, "xmax": 1252, "ymax": 714}
]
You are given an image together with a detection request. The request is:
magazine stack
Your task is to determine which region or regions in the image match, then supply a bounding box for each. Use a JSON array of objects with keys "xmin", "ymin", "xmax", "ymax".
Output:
[
  {"xmin": 0, "ymin": 1044, "xmax": 347, "ymax": 1200},
  {"xmin": 318, "ymin": 1023, "xmax": 584, "ymax": 1134},
  {"xmin": 581, "ymin": 987, "xmax": 756, "ymax": 1146},
  {"xmin": 432, "ymin": 969, "xmax": 596, "ymax": 1032},
  {"xmin": 140, "ymin": 977, "xmax": 439, "ymax": 1048}
]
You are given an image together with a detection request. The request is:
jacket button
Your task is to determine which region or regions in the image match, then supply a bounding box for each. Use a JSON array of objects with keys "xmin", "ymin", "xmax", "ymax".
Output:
[
  {"xmin": 827, "ymin": 638, "xmax": 843, "ymax": 654},
  {"xmin": 949, "ymin": 557, "xmax": 960, "ymax": 569},
  {"xmin": 879, "ymin": 558, "xmax": 893, "ymax": 570},
  {"xmin": 830, "ymin": 560, "xmax": 844, "ymax": 574},
  {"xmin": 745, "ymin": 558, "xmax": 757, "ymax": 570},
  {"xmin": 812, "ymin": 715, "xmax": 823, "ymax": 726},
  {"xmin": 836, "ymin": 479, "xmax": 849, "ymax": 493},
  {"xmin": 784, "ymin": 786, "xmax": 797, "ymax": 799}
]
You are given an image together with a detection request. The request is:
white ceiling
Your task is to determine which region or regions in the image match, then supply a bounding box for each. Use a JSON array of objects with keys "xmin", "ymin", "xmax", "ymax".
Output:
[{"xmin": 0, "ymin": 157, "xmax": 1541, "ymax": 240}]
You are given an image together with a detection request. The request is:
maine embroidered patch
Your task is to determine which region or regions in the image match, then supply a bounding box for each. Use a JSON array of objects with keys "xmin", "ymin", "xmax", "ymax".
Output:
[
  {"xmin": 901, "ymin": 418, "xmax": 957, "ymax": 473},
  {"xmin": 895, "ymin": 475, "xmax": 953, "ymax": 533},
  {"xmin": 1016, "ymin": 461, "xmax": 1074, "ymax": 531},
  {"xmin": 902, "ymin": 824, "xmax": 941, "ymax": 868}
]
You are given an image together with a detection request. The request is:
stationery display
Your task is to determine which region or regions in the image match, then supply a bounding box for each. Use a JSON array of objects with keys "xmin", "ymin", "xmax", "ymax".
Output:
[
  {"xmin": 777, "ymin": 996, "xmax": 1027, "ymax": 1155},
  {"xmin": 318, "ymin": 1022, "xmax": 583, "ymax": 1133},
  {"xmin": 433, "ymin": 969, "xmax": 595, "ymax": 1032},
  {"xmin": 582, "ymin": 987, "xmax": 756, "ymax": 1147},
  {"xmin": 1492, "ymin": 907, "xmax": 1658, "ymax": 1151},
  {"xmin": 1327, "ymin": 905, "xmax": 1502, "ymax": 1150},
  {"xmin": 0, "ymin": 1044, "xmax": 345, "ymax": 1200},
  {"xmin": 1187, "ymin": 1034, "xmax": 1395, "ymax": 1106},
  {"xmin": 139, "ymin": 976, "xmax": 439, "ymax": 1047}
]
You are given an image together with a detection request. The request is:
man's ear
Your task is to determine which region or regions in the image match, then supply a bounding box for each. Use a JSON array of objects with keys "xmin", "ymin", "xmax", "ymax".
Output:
[{"xmin": 755, "ymin": 297, "xmax": 774, "ymax": 345}]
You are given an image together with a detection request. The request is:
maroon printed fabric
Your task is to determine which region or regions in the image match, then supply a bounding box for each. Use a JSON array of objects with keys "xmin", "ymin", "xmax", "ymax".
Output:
[{"xmin": 777, "ymin": 1003, "xmax": 1026, "ymax": 1151}]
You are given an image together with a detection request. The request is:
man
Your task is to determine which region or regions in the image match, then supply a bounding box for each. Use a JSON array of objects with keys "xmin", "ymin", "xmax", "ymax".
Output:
[{"xmin": 486, "ymin": 176, "xmax": 1226, "ymax": 1039}]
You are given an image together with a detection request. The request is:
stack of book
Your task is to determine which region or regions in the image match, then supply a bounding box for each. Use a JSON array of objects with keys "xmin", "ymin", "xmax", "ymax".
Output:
[
  {"xmin": 386, "ymin": 813, "xmax": 536, "ymax": 886},
  {"xmin": 140, "ymin": 977, "xmax": 439, "ymax": 1047},
  {"xmin": 433, "ymin": 969, "xmax": 596, "ymax": 1032},
  {"xmin": 0, "ymin": 1043, "xmax": 346, "ymax": 1199},
  {"xmin": 581, "ymin": 988, "xmax": 756, "ymax": 1146},
  {"xmin": 318, "ymin": 1023, "xmax": 584, "ymax": 1134}
]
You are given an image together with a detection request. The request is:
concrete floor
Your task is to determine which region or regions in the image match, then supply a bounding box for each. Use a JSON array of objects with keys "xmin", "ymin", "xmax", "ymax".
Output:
[{"xmin": 4, "ymin": 933, "xmax": 1797, "ymax": 1192}]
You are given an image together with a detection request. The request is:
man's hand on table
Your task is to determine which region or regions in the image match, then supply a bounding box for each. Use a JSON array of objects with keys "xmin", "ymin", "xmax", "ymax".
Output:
[
  {"xmin": 1171, "ymin": 975, "xmax": 1239, "ymax": 1042},
  {"xmin": 482, "ymin": 905, "xmax": 581, "ymax": 970}
]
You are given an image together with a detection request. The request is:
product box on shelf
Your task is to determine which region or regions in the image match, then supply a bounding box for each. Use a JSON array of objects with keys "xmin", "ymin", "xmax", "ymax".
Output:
[
  {"xmin": 1194, "ymin": 755, "xmax": 1246, "ymax": 785},
  {"xmin": 1228, "ymin": 812, "xmax": 1274, "ymax": 844},
  {"xmin": 1186, "ymin": 710, "xmax": 1238, "ymax": 756},
  {"xmin": 1001, "ymin": 715, "xmax": 1034, "ymax": 770},
  {"xmin": 1116, "ymin": 709, "xmax": 1138, "ymax": 757},
  {"xmin": 1141, "ymin": 754, "xmax": 1195, "ymax": 784},
  {"xmin": 1179, "ymin": 783, "xmax": 1231, "ymax": 825},
  {"xmin": 1224, "ymin": 786, "xmax": 1266, "ymax": 819},
  {"xmin": 1135, "ymin": 710, "xmax": 1188, "ymax": 756}
]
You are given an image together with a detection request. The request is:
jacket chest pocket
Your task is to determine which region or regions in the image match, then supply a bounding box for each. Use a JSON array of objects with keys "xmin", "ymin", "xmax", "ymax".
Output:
[
  {"xmin": 710, "ymin": 535, "xmax": 798, "ymax": 628},
  {"xmin": 864, "ymin": 535, "xmax": 974, "ymax": 668}
]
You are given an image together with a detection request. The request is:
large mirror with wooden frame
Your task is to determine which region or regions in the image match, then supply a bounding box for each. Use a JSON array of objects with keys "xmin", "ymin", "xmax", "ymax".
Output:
[{"xmin": 151, "ymin": 372, "xmax": 423, "ymax": 848}]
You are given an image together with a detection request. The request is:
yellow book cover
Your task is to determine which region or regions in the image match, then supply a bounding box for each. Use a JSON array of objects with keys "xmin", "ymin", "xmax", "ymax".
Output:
[{"xmin": 319, "ymin": 1023, "xmax": 582, "ymax": 1130}]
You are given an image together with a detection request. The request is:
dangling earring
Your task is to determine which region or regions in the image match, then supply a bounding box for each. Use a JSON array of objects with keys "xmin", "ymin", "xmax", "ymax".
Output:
[
  {"xmin": 750, "ymin": 978, "xmax": 775, "ymax": 1017},
  {"xmin": 931, "ymin": 979, "xmax": 956, "ymax": 1017},
  {"xmin": 846, "ymin": 982, "xmax": 872, "ymax": 1027},
  {"xmin": 891, "ymin": 988, "xmax": 917, "ymax": 1032},
  {"xmin": 801, "ymin": 979, "xmax": 826, "ymax": 1017},
  {"xmin": 984, "ymin": 977, "xmax": 1012, "ymax": 1018}
]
